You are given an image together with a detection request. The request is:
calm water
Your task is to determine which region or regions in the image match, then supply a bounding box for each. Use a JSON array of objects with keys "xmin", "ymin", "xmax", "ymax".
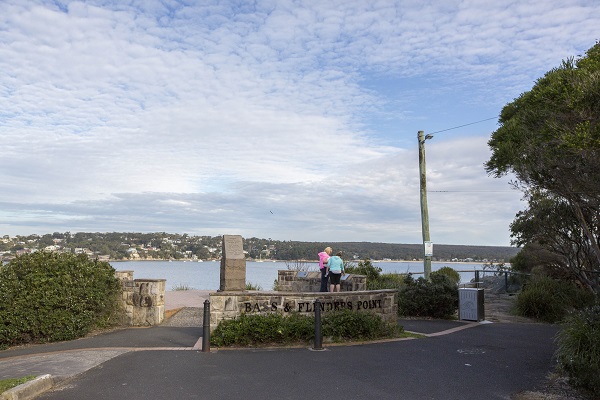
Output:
[{"xmin": 110, "ymin": 260, "xmax": 488, "ymax": 291}]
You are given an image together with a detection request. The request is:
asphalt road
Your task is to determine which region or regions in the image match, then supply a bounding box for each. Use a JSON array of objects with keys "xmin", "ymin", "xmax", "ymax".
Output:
[{"xmin": 36, "ymin": 322, "xmax": 559, "ymax": 400}]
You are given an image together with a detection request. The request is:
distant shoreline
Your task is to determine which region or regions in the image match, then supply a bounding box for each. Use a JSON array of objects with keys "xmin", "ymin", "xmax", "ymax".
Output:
[{"xmin": 109, "ymin": 258, "xmax": 499, "ymax": 265}]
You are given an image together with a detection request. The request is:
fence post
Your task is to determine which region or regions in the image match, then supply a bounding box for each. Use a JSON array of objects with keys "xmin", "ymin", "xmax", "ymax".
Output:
[
  {"xmin": 504, "ymin": 271, "xmax": 509, "ymax": 292},
  {"xmin": 475, "ymin": 270, "xmax": 480, "ymax": 288},
  {"xmin": 202, "ymin": 299, "xmax": 211, "ymax": 352},
  {"xmin": 313, "ymin": 299, "xmax": 323, "ymax": 350}
]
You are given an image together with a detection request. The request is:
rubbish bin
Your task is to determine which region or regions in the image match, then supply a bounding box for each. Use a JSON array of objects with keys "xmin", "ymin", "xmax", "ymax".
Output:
[{"xmin": 459, "ymin": 288, "xmax": 485, "ymax": 322}]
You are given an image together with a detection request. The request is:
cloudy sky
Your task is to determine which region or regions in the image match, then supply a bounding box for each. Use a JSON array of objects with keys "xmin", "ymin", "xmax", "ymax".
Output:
[{"xmin": 0, "ymin": 1, "xmax": 598, "ymax": 246}]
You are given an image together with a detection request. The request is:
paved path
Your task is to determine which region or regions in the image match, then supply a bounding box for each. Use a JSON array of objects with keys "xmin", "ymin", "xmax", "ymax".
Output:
[
  {"xmin": 26, "ymin": 322, "xmax": 558, "ymax": 400},
  {"xmin": 163, "ymin": 290, "xmax": 213, "ymax": 310},
  {"xmin": 0, "ymin": 291, "xmax": 561, "ymax": 399}
]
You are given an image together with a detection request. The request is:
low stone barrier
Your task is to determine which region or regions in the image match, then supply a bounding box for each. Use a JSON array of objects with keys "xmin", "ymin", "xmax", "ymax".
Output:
[
  {"xmin": 277, "ymin": 270, "xmax": 367, "ymax": 292},
  {"xmin": 115, "ymin": 270, "xmax": 165, "ymax": 326},
  {"xmin": 209, "ymin": 289, "xmax": 397, "ymax": 331}
]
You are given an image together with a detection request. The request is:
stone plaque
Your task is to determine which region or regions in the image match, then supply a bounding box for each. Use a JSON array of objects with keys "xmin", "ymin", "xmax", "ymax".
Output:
[
  {"xmin": 220, "ymin": 235, "xmax": 246, "ymax": 291},
  {"xmin": 223, "ymin": 235, "xmax": 244, "ymax": 259}
]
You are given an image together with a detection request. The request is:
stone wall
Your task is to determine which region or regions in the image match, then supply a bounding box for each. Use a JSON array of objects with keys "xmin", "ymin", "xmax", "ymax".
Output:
[
  {"xmin": 209, "ymin": 290, "xmax": 397, "ymax": 331},
  {"xmin": 115, "ymin": 270, "xmax": 165, "ymax": 326},
  {"xmin": 276, "ymin": 270, "xmax": 367, "ymax": 292}
]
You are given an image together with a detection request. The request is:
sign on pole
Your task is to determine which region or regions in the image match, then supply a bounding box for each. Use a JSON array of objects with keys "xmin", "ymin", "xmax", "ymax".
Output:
[{"xmin": 424, "ymin": 241, "xmax": 433, "ymax": 257}]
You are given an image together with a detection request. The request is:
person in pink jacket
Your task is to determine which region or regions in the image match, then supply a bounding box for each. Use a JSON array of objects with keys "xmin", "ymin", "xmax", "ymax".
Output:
[{"xmin": 318, "ymin": 247, "xmax": 332, "ymax": 292}]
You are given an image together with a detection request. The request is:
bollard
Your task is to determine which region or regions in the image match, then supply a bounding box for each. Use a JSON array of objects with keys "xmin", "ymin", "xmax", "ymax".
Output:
[
  {"xmin": 313, "ymin": 299, "xmax": 323, "ymax": 350},
  {"xmin": 202, "ymin": 299, "xmax": 210, "ymax": 352}
]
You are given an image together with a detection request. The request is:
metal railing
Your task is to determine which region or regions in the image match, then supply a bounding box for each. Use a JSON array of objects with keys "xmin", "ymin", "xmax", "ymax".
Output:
[{"xmin": 457, "ymin": 269, "xmax": 530, "ymax": 291}]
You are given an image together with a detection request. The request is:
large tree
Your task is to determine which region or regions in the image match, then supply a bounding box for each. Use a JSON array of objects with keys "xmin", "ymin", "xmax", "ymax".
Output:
[
  {"xmin": 486, "ymin": 42, "xmax": 600, "ymax": 292},
  {"xmin": 510, "ymin": 190, "xmax": 599, "ymax": 292}
]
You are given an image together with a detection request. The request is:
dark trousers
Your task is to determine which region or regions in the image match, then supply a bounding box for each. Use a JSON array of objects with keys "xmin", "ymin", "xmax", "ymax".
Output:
[{"xmin": 320, "ymin": 268, "xmax": 329, "ymax": 292}]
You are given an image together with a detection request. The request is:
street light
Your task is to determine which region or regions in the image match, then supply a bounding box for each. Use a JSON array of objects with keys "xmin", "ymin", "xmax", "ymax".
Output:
[{"xmin": 418, "ymin": 131, "xmax": 432, "ymax": 280}]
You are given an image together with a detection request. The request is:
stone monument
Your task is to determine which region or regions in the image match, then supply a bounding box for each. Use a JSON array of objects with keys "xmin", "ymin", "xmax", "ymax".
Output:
[{"xmin": 219, "ymin": 234, "xmax": 246, "ymax": 291}]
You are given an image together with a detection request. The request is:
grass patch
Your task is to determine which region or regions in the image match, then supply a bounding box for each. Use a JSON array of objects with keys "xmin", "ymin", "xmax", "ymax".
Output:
[
  {"xmin": 171, "ymin": 284, "xmax": 194, "ymax": 291},
  {"xmin": 0, "ymin": 376, "xmax": 37, "ymax": 393}
]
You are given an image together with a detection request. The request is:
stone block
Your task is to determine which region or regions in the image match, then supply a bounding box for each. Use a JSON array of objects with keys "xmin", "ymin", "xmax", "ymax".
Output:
[{"xmin": 220, "ymin": 235, "xmax": 247, "ymax": 291}]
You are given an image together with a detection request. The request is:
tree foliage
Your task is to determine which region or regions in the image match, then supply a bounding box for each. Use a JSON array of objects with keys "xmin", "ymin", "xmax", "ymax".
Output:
[
  {"xmin": 510, "ymin": 191, "xmax": 599, "ymax": 291},
  {"xmin": 486, "ymin": 42, "xmax": 600, "ymax": 293}
]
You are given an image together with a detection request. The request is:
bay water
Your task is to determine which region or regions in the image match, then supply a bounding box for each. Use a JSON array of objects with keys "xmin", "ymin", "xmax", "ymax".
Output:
[{"xmin": 110, "ymin": 260, "xmax": 490, "ymax": 291}]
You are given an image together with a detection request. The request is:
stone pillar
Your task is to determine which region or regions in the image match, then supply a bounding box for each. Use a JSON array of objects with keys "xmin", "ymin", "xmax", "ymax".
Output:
[
  {"xmin": 131, "ymin": 279, "xmax": 166, "ymax": 326},
  {"xmin": 219, "ymin": 235, "xmax": 246, "ymax": 291},
  {"xmin": 116, "ymin": 271, "xmax": 165, "ymax": 326},
  {"xmin": 116, "ymin": 271, "xmax": 135, "ymax": 324}
]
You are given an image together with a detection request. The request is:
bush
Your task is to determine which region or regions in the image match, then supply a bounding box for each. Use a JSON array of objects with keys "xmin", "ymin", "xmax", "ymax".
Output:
[
  {"xmin": 211, "ymin": 313, "xmax": 313, "ymax": 347},
  {"xmin": 322, "ymin": 309, "xmax": 400, "ymax": 340},
  {"xmin": 0, "ymin": 252, "xmax": 122, "ymax": 349},
  {"xmin": 556, "ymin": 303, "xmax": 600, "ymax": 394},
  {"xmin": 345, "ymin": 259, "xmax": 382, "ymax": 283},
  {"xmin": 346, "ymin": 259, "xmax": 405, "ymax": 290},
  {"xmin": 434, "ymin": 266, "xmax": 461, "ymax": 285},
  {"xmin": 210, "ymin": 310, "xmax": 401, "ymax": 347},
  {"xmin": 515, "ymin": 275, "xmax": 595, "ymax": 323},
  {"xmin": 397, "ymin": 273, "xmax": 458, "ymax": 319},
  {"xmin": 210, "ymin": 313, "xmax": 282, "ymax": 347},
  {"xmin": 367, "ymin": 273, "xmax": 406, "ymax": 290},
  {"xmin": 245, "ymin": 282, "xmax": 263, "ymax": 291}
]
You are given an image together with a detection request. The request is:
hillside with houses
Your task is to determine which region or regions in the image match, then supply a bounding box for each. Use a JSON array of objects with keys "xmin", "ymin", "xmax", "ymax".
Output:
[{"xmin": 1, "ymin": 232, "xmax": 519, "ymax": 263}]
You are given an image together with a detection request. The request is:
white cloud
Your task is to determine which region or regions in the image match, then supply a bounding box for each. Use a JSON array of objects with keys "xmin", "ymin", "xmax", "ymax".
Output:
[{"xmin": 0, "ymin": 0, "xmax": 596, "ymax": 245}]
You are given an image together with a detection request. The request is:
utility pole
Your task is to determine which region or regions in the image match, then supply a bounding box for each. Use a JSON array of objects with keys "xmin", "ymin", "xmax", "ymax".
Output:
[{"xmin": 418, "ymin": 131, "xmax": 432, "ymax": 280}]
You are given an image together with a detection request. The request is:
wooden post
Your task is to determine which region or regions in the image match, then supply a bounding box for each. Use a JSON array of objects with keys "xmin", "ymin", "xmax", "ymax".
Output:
[{"xmin": 418, "ymin": 131, "xmax": 432, "ymax": 280}]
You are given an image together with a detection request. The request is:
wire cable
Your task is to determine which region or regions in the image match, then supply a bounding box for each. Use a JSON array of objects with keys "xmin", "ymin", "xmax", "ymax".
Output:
[
  {"xmin": 428, "ymin": 117, "xmax": 497, "ymax": 135},
  {"xmin": 429, "ymin": 190, "xmax": 515, "ymax": 193}
]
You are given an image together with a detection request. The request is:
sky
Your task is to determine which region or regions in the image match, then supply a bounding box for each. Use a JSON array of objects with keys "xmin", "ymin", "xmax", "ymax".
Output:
[{"xmin": 0, "ymin": 0, "xmax": 598, "ymax": 247}]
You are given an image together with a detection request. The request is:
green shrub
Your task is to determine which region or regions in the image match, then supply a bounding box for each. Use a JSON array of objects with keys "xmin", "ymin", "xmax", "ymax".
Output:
[
  {"xmin": 515, "ymin": 275, "xmax": 595, "ymax": 323},
  {"xmin": 210, "ymin": 313, "xmax": 296, "ymax": 346},
  {"xmin": 367, "ymin": 273, "xmax": 406, "ymax": 290},
  {"xmin": 0, "ymin": 252, "xmax": 122, "ymax": 349},
  {"xmin": 281, "ymin": 313, "xmax": 315, "ymax": 341},
  {"xmin": 434, "ymin": 266, "xmax": 461, "ymax": 285},
  {"xmin": 345, "ymin": 259, "xmax": 382, "ymax": 283},
  {"xmin": 346, "ymin": 259, "xmax": 405, "ymax": 290},
  {"xmin": 556, "ymin": 303, "xmax": 600, "ymax": 394},
  {"xmin": 245, "ymin": 282, "xmax": 263, "ymax": 291},
  {"xmin": 322, "ymin": 309, "xmax": 400, "ymax": 340},
  {"xmin": 397, "ymin": 273, "xmax": 458, "ymax": 319},
  {"xmin": 210, "ymin": 309, "xmax": 402, "ymax": 347}
]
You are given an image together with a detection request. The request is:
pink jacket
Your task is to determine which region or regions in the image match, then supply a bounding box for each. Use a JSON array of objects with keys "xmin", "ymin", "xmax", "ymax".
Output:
[{"xmin": 318, "ymin": 251, "xmax": 330, "ymax": 270}]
